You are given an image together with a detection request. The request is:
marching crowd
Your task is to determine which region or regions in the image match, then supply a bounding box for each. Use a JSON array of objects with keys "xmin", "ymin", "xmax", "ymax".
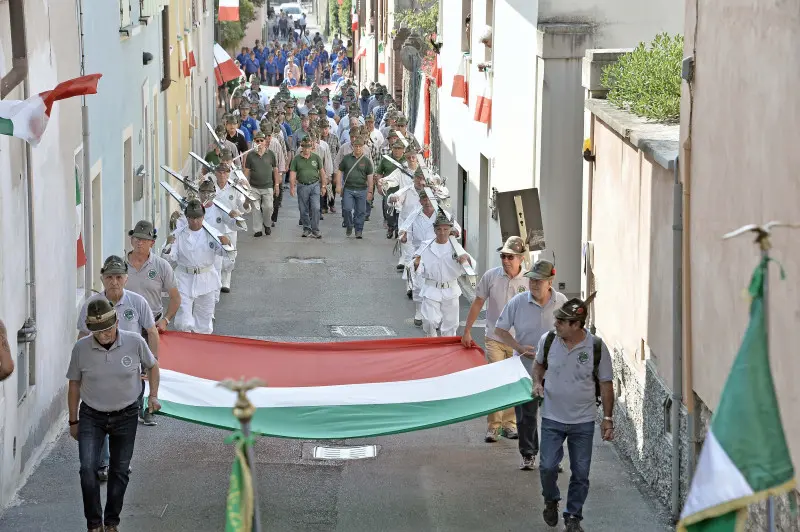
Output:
[{"xmin": 56, "ymin": 29, "xmax": 617, "ymax": 532}]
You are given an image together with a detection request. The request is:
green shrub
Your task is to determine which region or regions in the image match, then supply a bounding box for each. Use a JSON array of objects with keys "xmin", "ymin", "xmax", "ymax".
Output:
[{"xmin": 601, "ymin": 33, "xmax": 683, "ymax": 123}]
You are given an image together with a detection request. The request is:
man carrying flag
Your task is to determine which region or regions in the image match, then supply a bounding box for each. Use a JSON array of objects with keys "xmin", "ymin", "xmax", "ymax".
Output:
[{"xmin": 678, "ymin": 257, "xmax": 796, "ymax": 531}]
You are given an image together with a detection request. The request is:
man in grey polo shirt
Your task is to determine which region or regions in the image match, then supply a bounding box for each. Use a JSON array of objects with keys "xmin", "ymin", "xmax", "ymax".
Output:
[
  {"xmin": 78, "ymin": 255, "xmax": 161, "ymax": 476},
  {"xmin": 462, "ymin": 236, "xmax": 529, "ymax": 442},
  {"xmin": 533, "ymin": 294, "xmax": 614, "ymax": 531},
  {"xmin": 125, "ymin": 220, "xmax": 180, "ymax": 333},
  {"xmin": 494, "ymin": 259, "xmax": 567, "ymax": 471},
  {"xmin": 67, "ymin": 299, "xmax": 161, "ymax": 532}
]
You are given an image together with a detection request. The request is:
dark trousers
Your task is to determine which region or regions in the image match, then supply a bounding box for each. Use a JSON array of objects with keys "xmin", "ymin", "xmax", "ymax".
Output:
[
  {"xmin": 78, "ymin": 402, "xmax": 139, "ymax": 529},
  {"xmin": 272, "ymin": 184, "xmax": 283, "ymax": 222},
  {"xmin": 385, "ymin": 196, "xmax": 398, "ymax": 230},
  {"xmin": 515, "ymin": 399, "xmax": 540, "ymax": 458},
  {"xmin": 540, "ymin": 418, "xmax": 595, "ymax": 520}
]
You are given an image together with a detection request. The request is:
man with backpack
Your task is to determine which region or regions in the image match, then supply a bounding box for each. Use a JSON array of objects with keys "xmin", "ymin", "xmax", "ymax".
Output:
[
  {"xmin": 533, "ymin": 293, "xmax": 614, "ymax": 532},
  {"xmin": 494, "ymin": 259, "xmax": 567, "ymax": 470}
]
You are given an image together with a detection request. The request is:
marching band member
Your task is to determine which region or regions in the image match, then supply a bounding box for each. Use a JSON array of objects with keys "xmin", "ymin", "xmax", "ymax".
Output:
[
  {"xmin": 210, "ymin": 163, "xmax": 250, "ymax": 293},
  {"xmin": 412, "ymin": 211, "xmax": 476, "ymax": 337},
  {"xmin": 388, "ymin": 150, "xmax": 426, "ymax": 275},
  {"xmin": 161, "ymin": 200, "xmax": 230, "ymax": 334}
]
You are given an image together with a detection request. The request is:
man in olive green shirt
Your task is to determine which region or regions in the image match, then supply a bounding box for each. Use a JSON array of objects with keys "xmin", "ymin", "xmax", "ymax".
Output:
[
  {"xmin": 244, "ymin": 132, "xmax": 281, "ymax": 236},
  {"xmin": 335, "ymin": 137, "xmax": 374, "ymax": 238},
  {"xmin": 289, "ymin": 136, "xmax": 327, "ymax": 238}
]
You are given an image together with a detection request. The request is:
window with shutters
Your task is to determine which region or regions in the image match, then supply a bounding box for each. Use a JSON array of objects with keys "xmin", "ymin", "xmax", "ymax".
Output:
[{"xmin": 120, "ymin": 0, "xmax": 132, "ymax": 27}]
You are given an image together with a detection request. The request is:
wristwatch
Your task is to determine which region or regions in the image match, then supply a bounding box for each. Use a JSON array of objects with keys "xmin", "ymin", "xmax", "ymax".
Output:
[{"xmin": 603, "ymin": 416, "xmax": 614, "ymax": 423}]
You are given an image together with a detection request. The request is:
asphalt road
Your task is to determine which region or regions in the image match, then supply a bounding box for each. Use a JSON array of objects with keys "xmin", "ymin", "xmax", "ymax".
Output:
[{"xmin": 0, "ymin": 190, "xmax": 672, "ymax": 532}]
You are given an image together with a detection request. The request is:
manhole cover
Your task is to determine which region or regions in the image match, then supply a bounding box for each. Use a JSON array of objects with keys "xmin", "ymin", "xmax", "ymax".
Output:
[
  {"xmin": 312, "ymin": 445, "xmax": 378, "ymax": 460},
  {"xmin": 287, "ymin": 257, "xmax": 326, "ymax": 264},
  {"xmin": 330, "ymin": 325, "xmax": 396, "ymax": 337}
]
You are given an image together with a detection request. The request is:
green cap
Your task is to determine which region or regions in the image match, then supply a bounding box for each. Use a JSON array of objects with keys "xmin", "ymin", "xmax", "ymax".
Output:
[
  {"xmin": 85, "ymin": 299, "xmax": 117, "ymax": 332},
  {"xmin": 101, "ymin": 255, "xmax": 128, "ymax": 275},
  {"xmin": 434, "ymin": 210, "xmax": 453, "ymax": 226},
  {"xmin": 253, "ymin": 131, "xmax": 266, "ymax": 140},
  {"xmin": 184, "ymin": 199, "xmax": 205, "ymax": 219},
  {"xmin": 352, "ymin": 137, "xmax": 365, "ymax": 146},
  {"xmin": 553, "ymin": 293, "xmax": 597, "ymax": 321},
  {"xmin": 300, "ymin": 136, "xmax": 312, "ymax": 147},
  {"xmin": 129, "ymin": 220, "xmax": 156, "ymax": 241},
  {"xmin": 396, "ymin": 116, "xmax": 408, "ymax": 126},
  {"xmin": 524, "ymin": 260, "xmax": 556, "ymax": 280}
]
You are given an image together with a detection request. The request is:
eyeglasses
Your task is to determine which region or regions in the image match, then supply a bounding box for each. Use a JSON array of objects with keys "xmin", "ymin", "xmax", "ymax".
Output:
[
  {"xmin": 254, "ymin": 139, "xmax": 265, "ymax": 143},
  {"xmin": 500, "ymin": 254, "xmax": 516, "ymax": 261}
]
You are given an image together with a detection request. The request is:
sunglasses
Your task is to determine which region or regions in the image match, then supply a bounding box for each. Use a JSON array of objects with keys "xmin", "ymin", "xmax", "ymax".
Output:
[
  {"xmin": 254, "ymin": 139, "xmax": 265, "ymax": 143},
  {"xmin": 500, "ymin": 254, "xmax": 517, "ymax": 261}
]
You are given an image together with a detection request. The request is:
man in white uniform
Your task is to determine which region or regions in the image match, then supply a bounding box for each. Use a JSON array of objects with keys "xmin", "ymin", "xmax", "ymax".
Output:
[
  {"xmin": 400, "ymin": 189, "xmax": 461, "ymax": 326},
  {"xmin": 388, "ymin": 154, "xmax": 426, "ymax": 272},
  {"xmin": 412, "ymin": 212, "xmax": 475, "ymax": 337},
  {"xmin": 210, "ymin": 163, "xmax": 249, "ymax": 293},
  {"xmin": 162, "ymin": 200, "xmax": 231, "ymax": 334}
]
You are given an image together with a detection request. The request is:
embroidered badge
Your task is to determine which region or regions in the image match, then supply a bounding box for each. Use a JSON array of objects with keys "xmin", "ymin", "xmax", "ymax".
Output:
[
  {"xmin": 229, "ymin": 194, "xmax": 234, "ymax": 200},
  {"xmin": 123, "ymin": 309, "xmax": 135, "ymax": 321},
  {"xmin": 121, "ymin": 356, "xmax": 133, "ymax": 368},
  {"xmin": 578, "ymin": 352, "xmax": 589, "ymax": 364},
  {"xmin": 311, "ymin": 160, "xmax": 318, "ymax": 168},
  {"xmin": 517, "ymin": 286, "xmax": 527, "ymax": 293},
  {"xmin": 217, "ymin": 217, "xmax": 222, "ymax": 223},
  {"xmin": 210, "ymin": 241, "xmax": 216, "ymax": 248},
  {"xmin": 148, "ymin": 269, "xmax": 157, "ymax": 279}
]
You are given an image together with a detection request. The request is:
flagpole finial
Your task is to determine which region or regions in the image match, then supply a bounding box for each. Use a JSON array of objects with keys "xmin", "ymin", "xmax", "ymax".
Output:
[
  {"xmin": 218, "ymin": 377, "xmax": 267, "ymax": 422},
  {"xmin": 722, "ymin": 221, "xmax": 800, "ymax": 251}
]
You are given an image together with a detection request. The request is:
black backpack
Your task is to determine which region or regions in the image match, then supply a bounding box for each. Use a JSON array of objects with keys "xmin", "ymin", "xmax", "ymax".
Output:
[{"xmin": 541, "ymin": 332, "xmax": 603, "ymax": 406}]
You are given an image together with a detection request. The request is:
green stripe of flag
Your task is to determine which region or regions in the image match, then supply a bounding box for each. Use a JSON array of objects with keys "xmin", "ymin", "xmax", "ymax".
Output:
[{"xmin": 0, "ymin": 117, "xmax": 13, "ymax": 137}]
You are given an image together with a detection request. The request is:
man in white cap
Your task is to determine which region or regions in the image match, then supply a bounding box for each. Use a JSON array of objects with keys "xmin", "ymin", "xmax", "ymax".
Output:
[
  {"xmin": 412, "ymin": 212, "xmax": 475, "ymax": 337},
  {"xmin": 462, "ymin": 236, "xmax": 529, "ymax": 442}
]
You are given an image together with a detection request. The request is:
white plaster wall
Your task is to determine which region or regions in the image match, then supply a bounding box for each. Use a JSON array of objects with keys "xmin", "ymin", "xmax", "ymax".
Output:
[
  {"xmin": 538, "ymin": 0, "xmax": 684, "ymax": 47},
  {"xmin": 0, "ymin": 0, "xmax": 82, "ymax": 509}
]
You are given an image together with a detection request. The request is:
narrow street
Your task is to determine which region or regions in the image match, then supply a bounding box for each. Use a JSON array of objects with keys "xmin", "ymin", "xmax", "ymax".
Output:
[{"xmin": 0, "ymin": 192, "xmax": 671, "ymax": 532}]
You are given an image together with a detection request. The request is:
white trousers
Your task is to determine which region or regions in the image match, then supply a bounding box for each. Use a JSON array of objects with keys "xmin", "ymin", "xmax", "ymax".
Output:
[
  {"xmin": 398, "ymin": 240, "xmax": 412, "ymax": 266},
  {"xmin": 175, "ymin": 291, "xmax": 216, "ymax": 334},
  {"xmin": 421, "ymin": 296, "xmax": 460, "ymax": 337},
  {"xmin": 220, "ymin": 250, "xmax": 237, "ymax": 289}
]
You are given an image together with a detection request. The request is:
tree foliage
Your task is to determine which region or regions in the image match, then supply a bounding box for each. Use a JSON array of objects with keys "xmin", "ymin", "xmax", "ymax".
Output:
[
  {"xmin": 216, "ymin": 0, "xmax": 258, "ymax": 51},
  {"xmin": 601, "ymin": 33, "xmax": 683, "ymax": 123},
  {"xmin": 395, "ymin": 1, "xmax": 438, "ymax": 38},
  {"xmin": 328, "ymin": 0, "xmax": 340, "ymax": 37},
  {"xmin": 338, "ymin": 0, "xmax": 353, "ymax": 38}
]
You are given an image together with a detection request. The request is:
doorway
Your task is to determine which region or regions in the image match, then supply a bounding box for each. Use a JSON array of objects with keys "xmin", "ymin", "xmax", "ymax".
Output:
[{"xmin": 458, "ymin": 164, "xmax": 468, "ymax": 248}]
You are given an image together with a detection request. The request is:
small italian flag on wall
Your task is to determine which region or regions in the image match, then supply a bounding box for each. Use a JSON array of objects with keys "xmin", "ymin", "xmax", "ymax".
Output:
[
  {"xmin": 351, "ymin": 2, "xmax": 359, "ymax": 32},
  {"xmin": 75, "ymin": 167, "xmax": 87, "ymax": 268},
  {"xmin": 218, "ymin": 0, "xmax": 239, "ymax": 22},
  {"xmin": 378, "ymin": 42, "xmax": 385, "ymax": 74},
  {"xmin": 0, "ymin": 74, "xmax": 102, "ymax": 147}
]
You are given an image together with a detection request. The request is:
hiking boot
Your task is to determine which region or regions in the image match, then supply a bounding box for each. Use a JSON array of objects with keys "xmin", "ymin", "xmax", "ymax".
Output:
[
  {"xmin": 346, "ymin": 227, "xmax": 353, "ymax": 236},
  {"xmin": 520, "ymin": 455, "xmax": 536, "ymax": 471},
  {"xmin": 414, "ymin": 319, "xmax": 422, "ymax": 327},
  {"xmin": 97, "ymin": 466, "xmax": 109, "ymax": 482},
  {"xmin": 298, "ymin": 219, "xmax": 303, "ymax": 225},
  {"xmin": 355, "ymin": 232, "xmax": 363, "ymax": 239},
  {"xmin": 302, "ymin": 229, "xmax": 311, "ymax": 238},
  {"xmin": 504, "ymin": 427, "xmax": 519, "ymax": 439},
  {"xmin": 543, "ymin": 500, "xmax": 559, "ymax": 527},
  {"xmin": 329, "ymin": 206, "xmax": 336, "ymax": 213},
  {"xmin": 312, "ymin": 231, "xmax": 322, "ymax": 239},
  {"xmin": 264, "ymin": 226, "xmax": 271, "ymax": 236},
  {"xmin": 320, "ymin": 215, "xmax": 324, "ymax": 220},
  {"xmin": 396, "ymin": 264, "xmax": 405, "ymax": 271},
  {"xmin": 485, "ymin": 428, "xmax": 500, "ymax": 443},
  {"xmin": 88, "ymin": 527, "xmax": 104, "ymax": 532},
  {"xmin": 105, "ymin": 526, "xmax": 119, "ymax": 532},
  {"xmin": 253, "ymin": 231, "xmax": 263, "ymax": 237},
  {"xmin": 322, "ymin": 207, "xmax": 329, "ymax": 214},
  {"xmin": 142, "ymin": 410, "xmax": 157, "ymax": 426},
  {"xmin": 387, "ymin": 229, "xmax": 394, "ymax": 239},
  {"xmin": 406, "ymin": 289, "xmax": 412, "ymax": 299},
  {"xmin": 563, "ymin": 515, "xmax": 584, "ymax": 532},
  {"xmin": 365, "ymin": 215, "xmax": 370, "ymax": 221},
  {"xmin": 220, "ymin": 287, "xmax": 230, "ymax": 293},
  {"xmin": 271, "ymin": 222, "xmax": 276, "ymax": 227}
]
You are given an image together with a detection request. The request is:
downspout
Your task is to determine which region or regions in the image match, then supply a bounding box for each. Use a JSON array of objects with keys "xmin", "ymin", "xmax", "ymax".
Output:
[
  {"xmin": 78, "ymin": 0, "xmax": 93, "ymax": 299},
  {"xmin": 671, "ymin": 155, "xmax": 683, "ymax": 520}
]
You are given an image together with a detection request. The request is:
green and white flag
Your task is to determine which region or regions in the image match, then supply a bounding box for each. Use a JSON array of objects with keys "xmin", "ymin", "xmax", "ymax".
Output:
[
  {"xmin": 224, "ymin": 432, "xmax": 254, "ymax": 532},
  {"xmin": 678, "ymin": 259, "xmax": 796, "ymax": 531}
]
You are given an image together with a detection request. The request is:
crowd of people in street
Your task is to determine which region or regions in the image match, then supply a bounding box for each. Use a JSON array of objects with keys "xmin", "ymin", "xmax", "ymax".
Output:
[{"xmin": 53, "ymin": 28, "xmax": 618, "ymax": 532}]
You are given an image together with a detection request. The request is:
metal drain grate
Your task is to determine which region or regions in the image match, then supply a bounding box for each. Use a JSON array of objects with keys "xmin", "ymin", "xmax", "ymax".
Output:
[
  {"xmin": 287, "ymin": 257, "xmax": 326, "ymax": 264},
  {"xmin": 312, "ymin": 445, "xmax": 378, "ymax": 460},
  {"xmin": 330, "ymin": 325, "xmax": 396, "ymax": 337}
]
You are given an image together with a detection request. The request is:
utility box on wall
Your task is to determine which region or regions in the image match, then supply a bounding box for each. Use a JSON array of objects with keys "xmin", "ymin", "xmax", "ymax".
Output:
[{"xmin": 495, "ymin": 187, "xmax": 545, "ymax": 251}]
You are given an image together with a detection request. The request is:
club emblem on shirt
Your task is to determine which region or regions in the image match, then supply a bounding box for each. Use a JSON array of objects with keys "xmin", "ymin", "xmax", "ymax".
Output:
[
  {"xmin": 209, "ymin": 241, "xmax": 216, "ymax": 249},
  {"xmin": 123, "ymin": 309, "xmax": 135, "ymax": 321},
  {"xmin": 121, "ymin": 356, "xmax": 133, "ymax": 368},
  {"xmin": 311, "ymin": 160, "xmax": 318, "ymax": 168},
  {"xmin": 517, "ymin": 286, "xmax": 527, "ymax": 293},
  {"xmin": 216, "ymin": 217, "xmax": 223, "ymax": 223},
  {"xmin": 578, "ymin": 352, "xmax": 589, "ymax": 364},
  {"xmin": 148, "ymin": 269, "xmax": 157, "ymax": 279},
  {"xmin": 229, "ymin": 194, "xmax": 234, "ymax": 200}
]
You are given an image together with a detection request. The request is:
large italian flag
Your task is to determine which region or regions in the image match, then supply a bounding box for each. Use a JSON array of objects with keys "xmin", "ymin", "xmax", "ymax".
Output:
[
  {"xmin": 678, "ymin": 260, "xmax": 796, "ymax": 531},
  {"xmin": 218, "ymin": 0, "xmax": 239, "ymax": 21},
  {"xmin": 145, "ymin": 333, "xmax": 533, "ymax": 439},
  {"xmin": 0, "ymin": 74, "xmax": 102, "ymax": 146}
]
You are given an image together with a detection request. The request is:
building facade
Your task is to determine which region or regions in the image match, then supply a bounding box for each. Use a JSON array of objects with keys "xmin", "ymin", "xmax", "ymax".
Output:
[
  {"xmin": 435, "ymin": 0, "xmax": 682, "ymax": 293},
  {"xmin": 0, "ymin": 0, "xmax": 83, "ymax": 509}
]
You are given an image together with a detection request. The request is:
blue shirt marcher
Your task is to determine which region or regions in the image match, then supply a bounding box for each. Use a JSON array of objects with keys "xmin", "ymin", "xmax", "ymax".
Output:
[
  {"xmin": 265, "ymin": 59, "xmax": 277, "ymax": 75},
  {"xmin": 276, "ymin": 55, "xmax": 287, "ymax": 75},
  {"xmin": 359, "ymin": 97, "xmax": 370, "ymax": 118},
  {"xmin": 320, "ymin": 49, "xmax": 329, "ymax": 64},
  {"xmin": 244, "ymin": 57, "xmax": 259, "ymax": 76},
  {"xmin": 239, "ymin": 124, "xmax": 253, "ymax": 143},
  {"xmin": 303, "ymin": 62, "xmax": 315, "ymax": 86},
  {"xmin": 236, "ymin": 52, "xmax": 248, "ymax": 66},
  {"xmin": 241, "ymin": 116, "xmax": 259, "ymax": 139},
  {"xmin": 331, "ymin": 72, "xmax": 342, "ymax": 83}
]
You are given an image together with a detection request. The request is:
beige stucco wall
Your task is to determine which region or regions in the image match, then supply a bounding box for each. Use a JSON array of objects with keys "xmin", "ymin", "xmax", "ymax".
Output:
[
  {"xmin": 588, "ymin": 117, "xmax": 675, "ymax": 384},
  {"xmin": 681, "ymin": 0, "xmax": 800, "ymax": 467}
]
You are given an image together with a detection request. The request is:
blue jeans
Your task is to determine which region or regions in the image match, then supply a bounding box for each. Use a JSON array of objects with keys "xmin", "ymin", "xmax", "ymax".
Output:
[
  {"xmin": 297, "ymin": 181, "xmax": 321, "ymax": 232},
  {"xmin": 342, "ymin": 188, "xmax": 367, "ymax": 231},
  {"xmin": 78, "ymin": 401, "xmax": 139, "ymax": 529},
  {"xmin": 539, "ymin": 418, "xmax": 595, "ymax": 521}
]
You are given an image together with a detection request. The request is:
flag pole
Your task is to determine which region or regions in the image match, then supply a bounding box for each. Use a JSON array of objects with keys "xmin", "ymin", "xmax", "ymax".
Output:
[
  {"xmin": 722, "ymin": 222, "xmax": 800, "ymax": 531},
  {"xmin": 225, "ymin": 377, "xmax": 266, "ymax": 532}
]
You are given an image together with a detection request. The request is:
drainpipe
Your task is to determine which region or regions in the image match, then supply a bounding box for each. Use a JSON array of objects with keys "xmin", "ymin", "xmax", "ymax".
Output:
[
  {"xmin": 682, "ymin": 143, "xmax": 696, "ymax": 482},
  {"xmin": 671, "ymin": 155, "xmax": 683, "ymax": 520},
  {"xmin": 78, "ymin": 0, "xmax": 93, "ymax": 298},
  {"xmin": 18, "ymin": 85, "xmax": 38, "ymax": 345}
]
